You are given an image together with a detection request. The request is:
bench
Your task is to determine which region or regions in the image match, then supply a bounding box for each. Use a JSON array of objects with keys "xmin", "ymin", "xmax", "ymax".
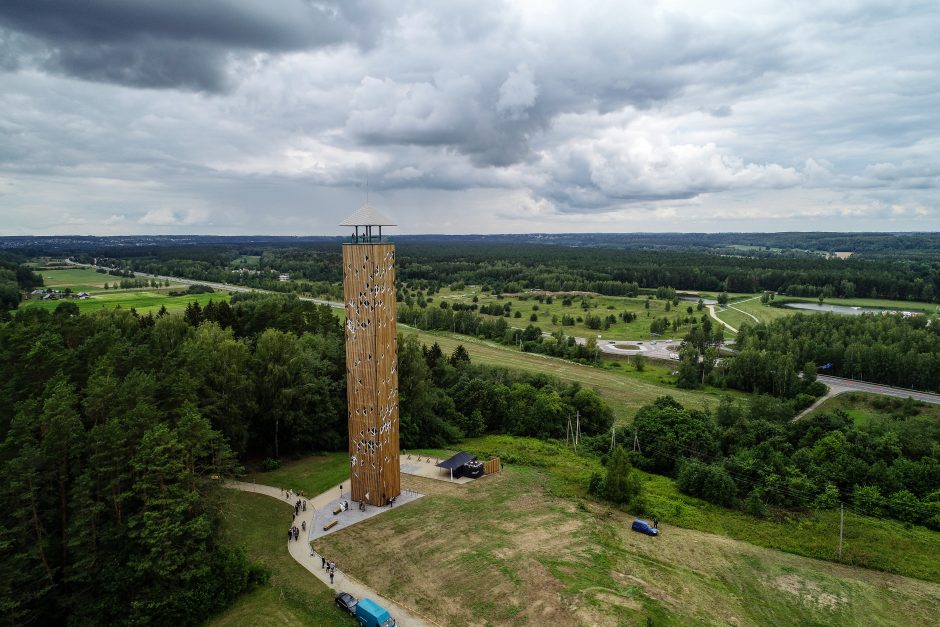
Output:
[
  {"xmin": 323, "ymin": 520, "xmax": 338, "ymax": 531},
  {"xmin": 332, "ymin": 507, "xmax": 342, "ymax": 515}
]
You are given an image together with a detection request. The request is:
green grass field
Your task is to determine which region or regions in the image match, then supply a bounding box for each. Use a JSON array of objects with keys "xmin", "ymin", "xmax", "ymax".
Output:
[
  {"xmin": 806, "ymin": 392, "xmax": 940, "ymax": 428},
  {"xmin": 430, "ymin": 286, "xmax": 721, "ymax": 340},
  {"xmin": 38, "ymin": 267, "xmax": 116, "ymax": 289},
  {"xmin": 454, "ymin": 435, "xmax": 940, "ymax": 585},
  {"xmin": 21, "ymin": 290, "xmax": 230, "ymax": 315},
  {"xmin": 400, "ymin": 326, "xmax": 731, "ymax": 423},
  {"xmin": 303, "ymin": 436, "xmax": 940, "ymax": 624},
  {"xmin": 244, "ymin": 452, "xmax": 349, "ymax": 497},
  {"xmin": 212, "ymin": 491, "xmax": 348, "ymax": 627}
]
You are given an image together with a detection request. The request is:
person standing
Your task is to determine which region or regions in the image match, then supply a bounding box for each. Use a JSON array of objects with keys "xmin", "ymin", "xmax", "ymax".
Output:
[{"xmin": 321, "ymin": 555, "xmax": 326, "ymax": 569}]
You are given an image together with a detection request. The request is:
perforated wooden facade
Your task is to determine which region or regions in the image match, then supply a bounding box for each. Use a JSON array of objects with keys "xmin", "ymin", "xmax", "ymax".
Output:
[{"xmin": 343, "ymin": 242, "xmax": 400, "ymax": 506}]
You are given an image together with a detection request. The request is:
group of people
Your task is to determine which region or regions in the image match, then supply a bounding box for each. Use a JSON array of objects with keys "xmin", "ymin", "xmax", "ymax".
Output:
[
  {"xmin": 293, "ymin": 498, "xmax": 307, "ymax": 518},
  {"xmin": 321, "ymin": 556, "xmax": 337, "ymax": 584},
  {"xmin": 287, "ymin": 525, "xmax": 301, "ymax": 542}
]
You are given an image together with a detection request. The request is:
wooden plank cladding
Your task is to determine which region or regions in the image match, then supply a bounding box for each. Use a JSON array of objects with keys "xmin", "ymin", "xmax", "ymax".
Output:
[
  {"xmin": 343, "ymin": 242, "xmax": 400, "ymax": 506},
  {"xmin": 483, "ymin": 457, "xmax": 502, "ymax": 475}
]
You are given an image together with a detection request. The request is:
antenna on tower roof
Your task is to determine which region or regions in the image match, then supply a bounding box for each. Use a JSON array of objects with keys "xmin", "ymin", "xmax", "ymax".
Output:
[{"xmin": 366, "ymin": 171, "xmax": 370, "ymax": 205}]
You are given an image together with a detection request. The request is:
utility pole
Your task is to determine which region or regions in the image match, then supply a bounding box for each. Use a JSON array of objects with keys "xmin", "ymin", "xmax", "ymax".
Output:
[
  {"xmin": 610, "ymin": 423, "xmax": 615, "ymax": 452},
  {"xmin": 575, "ymin": 410, "xmax": 581, "ymax": 451},
  {"xmin": 633, "ymin": 429, "xmax": 641, "ymax": 454},
  {"xmin": 838, "ymin": 502, "xmax": 844, "ymax": 561}
]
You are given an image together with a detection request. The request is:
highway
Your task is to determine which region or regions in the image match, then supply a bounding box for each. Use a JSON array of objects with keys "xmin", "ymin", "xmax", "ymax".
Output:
[{"xmin": 816, "ymin": 374, "xmax": 940, "ymax": 405}]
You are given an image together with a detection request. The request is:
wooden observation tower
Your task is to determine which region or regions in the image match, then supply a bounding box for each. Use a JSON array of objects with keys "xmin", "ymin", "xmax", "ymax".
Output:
[{"xmin": 341, "ymin": 205, "xmax": 400, "ymax": 506}]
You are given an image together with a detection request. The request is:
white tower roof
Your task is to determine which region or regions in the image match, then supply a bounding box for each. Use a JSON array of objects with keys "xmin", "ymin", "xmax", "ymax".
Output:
[{"xmin": 339, "ymin": 204, "xmax": 396, "ymax": 227}]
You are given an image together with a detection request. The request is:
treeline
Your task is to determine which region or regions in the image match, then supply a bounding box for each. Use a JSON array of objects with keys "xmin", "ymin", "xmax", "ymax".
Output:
[
  {"xmin": 397, "ymin": 305, "xmax": 600, "ymax": 363},
  {"xmin": 731, "ymin": 313, "xmax": 940, "ymax": 393},
  {"xmin": 0, "ymin": 254, "xmax": 43, "ymax": 312},
  {"xmin": 70, "ymin": 239, "xmax": 940, "ymax": 304},
  {"xmin": 400, "ymin": 338, "xmax": 613, "ymax": 446},
  {"xmin": 629, "ymin": 396, "xmax": 940, "ymax": 529},
  {"xmin": 395, "ymin": 243, "xmax": 940, "ymax": 303}
]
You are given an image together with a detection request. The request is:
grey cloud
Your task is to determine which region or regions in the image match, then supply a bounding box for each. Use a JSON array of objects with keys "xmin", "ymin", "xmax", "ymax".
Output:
[
  {"xmin": 0, "ymin": 0, "xmax": 938, "ymax": 233},
  {"xmin": 710, "ymin": 105, "xmax": 732, "ymax": 118},
  {"xmin": 0, "ymin": 0, "xmax": 387, "ymax": 91}
]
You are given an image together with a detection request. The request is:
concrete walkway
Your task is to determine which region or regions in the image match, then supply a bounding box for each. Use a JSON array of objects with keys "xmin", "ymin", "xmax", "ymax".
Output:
[{"xmin": 227, "ymin": 480, "xmax": 435, "ymax": 627}]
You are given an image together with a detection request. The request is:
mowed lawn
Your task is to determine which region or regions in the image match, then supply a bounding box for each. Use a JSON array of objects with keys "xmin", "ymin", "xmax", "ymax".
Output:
[
  {"xmin": 313, "ymin": 440, "xmax": 940, "ymax": 626},
  {"xmin": 21, "ymin": 290, "xmax": 230, "ymax": 315},
  {"xmin": 401, "ymin": 326, "xmax": 724, "ymax": 423},
  {"xmin": 245, "ymin": 452, "xmax": 349, "ymax": 498}
]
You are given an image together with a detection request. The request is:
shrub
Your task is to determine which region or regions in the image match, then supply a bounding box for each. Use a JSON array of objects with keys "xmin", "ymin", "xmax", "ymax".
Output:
[{"xmin": 261, "ymin": 458, "xmax": 281, "ymax": 472}]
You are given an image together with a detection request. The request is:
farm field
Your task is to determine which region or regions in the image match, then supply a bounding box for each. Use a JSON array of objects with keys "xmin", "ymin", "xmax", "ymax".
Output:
[
  {"xmin": 401, "ymin": 326, "xmax": 731, "ymax": 423},
  {"xmin": 21, "ymin": 289, "xmax": 230, "ymax": 315},
  {"xmin": 312, "ymin": 437, "xmax": 940, "ymax": 625},
  {"xmin": 37, "ymin": 267, "xmax": 120, "ymax": 290}
]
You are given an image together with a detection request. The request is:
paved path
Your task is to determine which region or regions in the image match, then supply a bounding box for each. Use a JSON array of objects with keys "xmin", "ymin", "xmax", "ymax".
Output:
[{"xmin": 226, "ymin": 480, "xmax": 434, "ymax": 627}]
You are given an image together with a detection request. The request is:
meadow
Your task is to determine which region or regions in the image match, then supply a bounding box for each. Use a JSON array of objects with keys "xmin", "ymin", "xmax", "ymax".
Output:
[
  {"xmin": 22, "ymin": 267, "xmax": 231, "ymax": 314},
  {"xmin": 21, "ymin": 289, "xmax": 229, "ymax": 315},
  {"xmin": 806, "ymin": 391, "xmax": 940, "ymax": 428},
  {"xmin": 430, "ymin": 285, "xmax": 728, "ymax": 341},
  {"xmin": 400, "ymin": 326, "xmax": 735, "ymax": 423},
  {"xmin": 300, "ymin": 436, "xmax": 940, "ymax": 625}
]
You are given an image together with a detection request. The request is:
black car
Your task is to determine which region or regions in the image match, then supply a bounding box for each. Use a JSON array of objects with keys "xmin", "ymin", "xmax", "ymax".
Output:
[{"xmin": 335, "ymin": 591, "xmax": 357, "ymax": 615}]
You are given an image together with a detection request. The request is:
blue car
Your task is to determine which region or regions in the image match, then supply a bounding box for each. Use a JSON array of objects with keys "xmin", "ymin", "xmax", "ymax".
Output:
[{"xmin": 631, "ymin": 519, "xmax": 658, "ymax": 536}]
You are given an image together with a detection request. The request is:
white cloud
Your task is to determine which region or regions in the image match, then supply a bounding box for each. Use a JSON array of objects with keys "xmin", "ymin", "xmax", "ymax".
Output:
[{"xmin": 138, "ymin": 208, "xmax": 210, "ymax": 226}]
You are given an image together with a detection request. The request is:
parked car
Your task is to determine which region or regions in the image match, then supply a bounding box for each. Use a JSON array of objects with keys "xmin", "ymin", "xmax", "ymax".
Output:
[
  {"xmin": 355, "ymin": 597, "xmax": 397, "ymax": 627},
  {"xmin": 335, "ymin": 591, "xmax": 358, "ymax": 615},
  {"xmin": 631, "ymin": 519, "xmax": 658, "ymax": 536}
]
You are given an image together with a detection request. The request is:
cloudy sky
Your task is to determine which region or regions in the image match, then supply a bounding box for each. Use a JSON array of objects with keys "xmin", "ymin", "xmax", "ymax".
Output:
[{"xmin": 1, "ymin": 0, "xmax": 938, "ymax": 235}]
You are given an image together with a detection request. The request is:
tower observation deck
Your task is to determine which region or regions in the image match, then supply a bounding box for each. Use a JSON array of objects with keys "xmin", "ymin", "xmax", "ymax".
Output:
[{"xmin": 340, "ymin": 205, "xmax": 400, "ymax": 506}]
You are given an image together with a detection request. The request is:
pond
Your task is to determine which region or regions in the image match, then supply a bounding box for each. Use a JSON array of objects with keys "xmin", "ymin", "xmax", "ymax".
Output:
[
  {"xmin": 679, "ymin": 296, "xmax": 718, "ymax": 305},
  {"xmin": 782, "ymin": 303, "xmax": 891, "ymax": 315}
]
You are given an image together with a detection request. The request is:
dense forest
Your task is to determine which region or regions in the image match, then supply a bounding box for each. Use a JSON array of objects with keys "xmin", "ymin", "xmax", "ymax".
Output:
[
  {"xmin": 48, "ymin": 237, "xmax": 940, "ymax": 304},
  {"xmin": 0, "ymin": 294, "xmax": 613, "ymax": 624},
  {"xmin": 0, "ymin": 253, "xmax": 43, "ymax": 312},
  {"xmin": 629, "ymin": 395, "xmax": 940, "ymax": 530},
  {"xmin": 729, "ymin": 313, "xmax": 940, "ymax": 393}
]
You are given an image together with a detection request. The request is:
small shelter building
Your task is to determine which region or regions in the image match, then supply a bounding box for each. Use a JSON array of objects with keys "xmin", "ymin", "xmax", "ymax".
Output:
[{"xmin": 436, "ymin": 451, "xmax": 484, "ymax": 481}]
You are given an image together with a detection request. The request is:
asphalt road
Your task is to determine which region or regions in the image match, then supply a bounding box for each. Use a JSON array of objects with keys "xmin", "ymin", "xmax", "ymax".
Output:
[{"xmin": 816, "ymin": 374, "xmax": 940, "ymax": 405}]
